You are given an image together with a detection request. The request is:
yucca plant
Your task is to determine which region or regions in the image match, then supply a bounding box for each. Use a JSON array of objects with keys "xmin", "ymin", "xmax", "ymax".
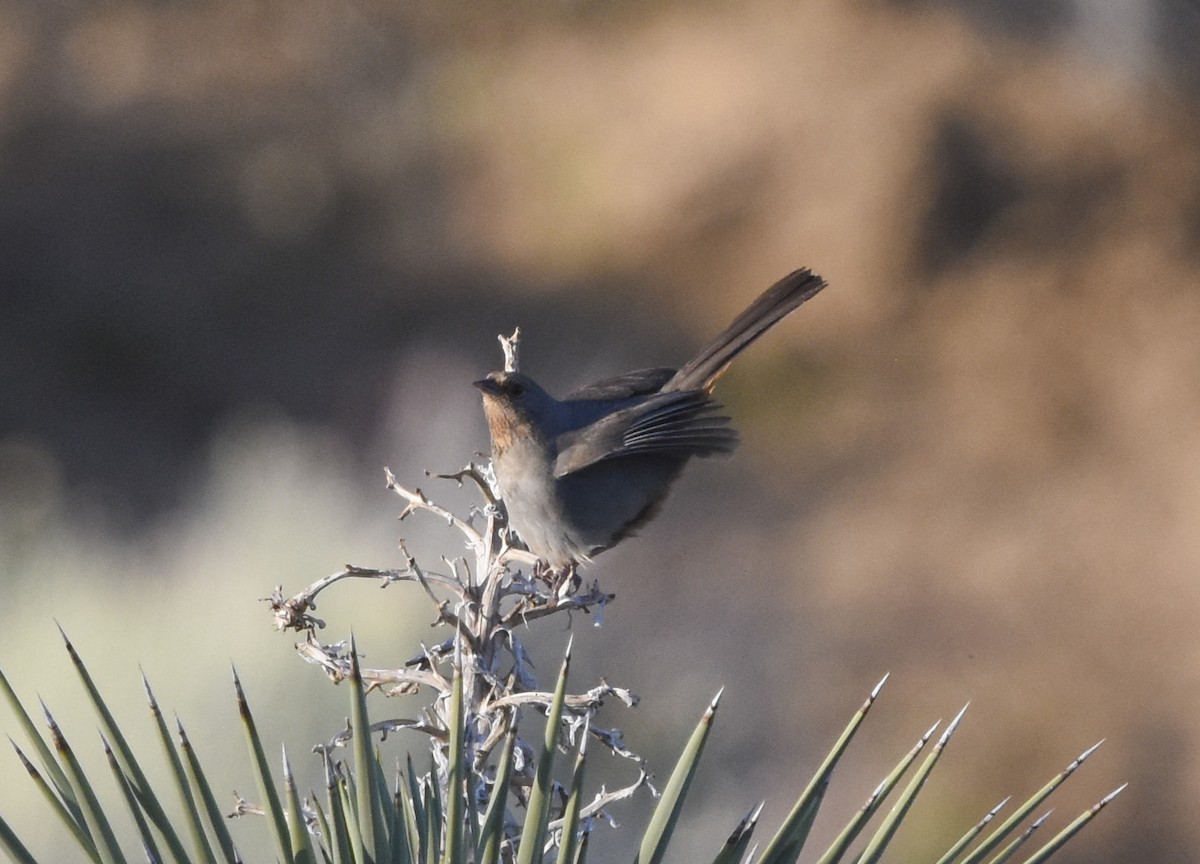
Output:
[{"xmin": 0, "ymin": 337, "xmax": 1124, "ymax": 864}]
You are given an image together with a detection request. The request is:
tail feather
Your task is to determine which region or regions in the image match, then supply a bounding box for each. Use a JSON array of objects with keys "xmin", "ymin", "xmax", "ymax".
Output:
[{"xmin": 665, "ymin": 268, "xmax": 826, "ymax": 393}]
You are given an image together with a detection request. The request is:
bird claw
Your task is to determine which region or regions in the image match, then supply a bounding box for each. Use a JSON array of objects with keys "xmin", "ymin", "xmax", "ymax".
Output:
[
  {"xmin": 554, "ymin": 564, "xmax": 582, "ymax": 601},
  {"xmin": 530, "ymin": 560, "xmax": 580, "ymax": 600}
]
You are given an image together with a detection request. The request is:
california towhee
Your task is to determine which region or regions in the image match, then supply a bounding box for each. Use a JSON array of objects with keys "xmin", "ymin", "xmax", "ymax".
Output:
[{"xmin": 475, "ymin": 267, "xmax": 826, "ymax": 570}]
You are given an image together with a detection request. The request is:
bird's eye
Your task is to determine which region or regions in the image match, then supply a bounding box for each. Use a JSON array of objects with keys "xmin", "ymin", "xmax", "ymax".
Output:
[{"xmin": 508, "ymin": 382, "xmax": 526, "ymax": 397}]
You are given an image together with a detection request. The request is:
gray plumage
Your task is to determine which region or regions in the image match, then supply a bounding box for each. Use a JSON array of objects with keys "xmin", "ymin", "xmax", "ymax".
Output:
[{"xmin": 475, "ymin": 267, "xmax": 827, "ymax": 568}]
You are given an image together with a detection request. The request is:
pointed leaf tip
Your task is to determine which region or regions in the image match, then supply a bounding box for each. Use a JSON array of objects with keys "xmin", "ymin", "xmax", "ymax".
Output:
[
  {"xmin": 141, "ymin": 674, "xmax": 159, "ymax": 708},
  {"xmin": 348, "ymin": 637, "xmax": 362, "ymax": 679},
  {"xmin": 38, "ymin": 697, "xmax": 55, "ymax": 727},
  {"xmin": 709, "ymin": 687, "xmax": 725, "ymax": 712},
  {"xmin": 871, "ymin": 672, "xmax": 890, "ymax": 699},
  {"xmin": 1099, "ymin": 783, "xmax": 1128, "ymax": 806},
  {"xmin": 944, "ymin": 702, "xmax": 969, "ymax": 734},
  {"xmin": 10, "ymin": 739, "xmax": 32, "ymax": 767}
]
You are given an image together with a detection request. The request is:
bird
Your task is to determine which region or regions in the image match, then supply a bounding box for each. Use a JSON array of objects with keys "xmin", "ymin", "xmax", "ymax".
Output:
[{"xmin": 475, "ymin": 267, "xmax": 827, "ymax": 572}]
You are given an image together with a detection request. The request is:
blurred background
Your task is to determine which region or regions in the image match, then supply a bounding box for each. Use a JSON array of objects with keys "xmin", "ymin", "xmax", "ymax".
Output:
[{"xmin": 2, "ymin": 0, "xmax": 1199, "ymax": 860}]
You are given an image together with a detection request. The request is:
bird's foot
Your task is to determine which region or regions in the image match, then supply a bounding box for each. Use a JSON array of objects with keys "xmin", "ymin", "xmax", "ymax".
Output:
[
  {"xmin": 532, "ymin": 560, "xmax": 580, "ymax": 600},
  {"xmin": 553, "ymin": 563, "xmax": 582, "ymax": 601}
]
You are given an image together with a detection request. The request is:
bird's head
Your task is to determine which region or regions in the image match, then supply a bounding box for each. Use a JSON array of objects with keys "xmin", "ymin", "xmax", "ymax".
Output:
[{"xmin": 473, "ymin": 371, "xmax": 558, "ymax": 453}]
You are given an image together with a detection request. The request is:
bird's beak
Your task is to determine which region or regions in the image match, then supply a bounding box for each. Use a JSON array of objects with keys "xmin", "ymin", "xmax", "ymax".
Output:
[{"xmin": 473, "ymin": 378, "xmax": 502, "ymax": 396}]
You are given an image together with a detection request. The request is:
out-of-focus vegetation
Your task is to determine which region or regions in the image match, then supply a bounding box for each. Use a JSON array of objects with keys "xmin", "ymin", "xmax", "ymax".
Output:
[{"xmin": 2, "ymin": 1, "xmax": 1198, "ymax": 861}]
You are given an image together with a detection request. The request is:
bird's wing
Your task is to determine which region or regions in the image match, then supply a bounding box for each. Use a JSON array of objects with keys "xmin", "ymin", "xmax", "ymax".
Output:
[
  {"xmin": 553, "ymin": 391, "xmax": 737, "ymax": 477},
  {"xmin": 564, "ymin": 367, "xmax": 677, "ymax": 401}
]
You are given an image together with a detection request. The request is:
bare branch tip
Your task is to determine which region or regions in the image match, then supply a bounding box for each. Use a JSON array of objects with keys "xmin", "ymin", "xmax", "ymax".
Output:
[{"xmin": 500, "ymin": 328, "xmax": 522, "ymax": 372}]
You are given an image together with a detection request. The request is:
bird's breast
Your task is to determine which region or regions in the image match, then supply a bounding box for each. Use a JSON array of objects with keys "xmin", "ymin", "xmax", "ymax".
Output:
[{"xmin": 492, "ymin": 439, "xmax": 585, "ymax": 567}]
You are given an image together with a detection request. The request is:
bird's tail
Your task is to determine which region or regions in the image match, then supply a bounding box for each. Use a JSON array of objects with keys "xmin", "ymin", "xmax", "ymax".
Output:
[{"xmin": 665, "ymin": 267, "xmax": 827, "ymax": 393}]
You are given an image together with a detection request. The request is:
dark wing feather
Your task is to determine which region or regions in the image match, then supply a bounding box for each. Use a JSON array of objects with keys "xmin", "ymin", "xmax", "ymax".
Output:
[
  {"xmin": 553, "ymin": 391, "xmax": 737, "ymax": 477},
  {"xmin": 564, "ymin": 368, "xmax": 677, "ymax": 401}
]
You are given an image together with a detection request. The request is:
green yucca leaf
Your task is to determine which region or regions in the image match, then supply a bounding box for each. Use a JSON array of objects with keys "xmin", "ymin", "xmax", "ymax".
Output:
[
  {"xmin": 340, "ymin": 759, "xmax": 367, "ymax": 864},
  {"xmin": 516, "ymin": 638, "xmax": 572, "ymax": 864},
  {"xmin": 932, "ymin": 796, "xmax": 1010, "ymax": 864},
  {"xmin": 10, "ymin": 740, "xmax": 98, "ymax": 860},
  {"xmin": 858, "ymin": 703, "xmax": 969, "ymax": 864},
  {"xmin": 709, "ymin": 802, "xmax": 763, "ymax": 864},
  {"xmin": 1018, "ymin": 784, "xmax": 1126, "ymax": 864},
  {"xmin": 338, "ymin": 765, "xmax": 368, "ymax": 864},
  {"xmin": 556, "ymin": 738, "xmax": 587, "ymax": 864},
  {"xmin": 636, "ymin": 689, "xmax": 722, "ymax": 864},
  {"xmin": 311, "ymin": 795, "xmax": 332, "ymax": 863},
  {"xmin": 233, "ymin": 666, "xmax": 293, "ymax": 862},
  {"xmin": 1, "ymin": 666, "xmax": 78, "ymax": 819},
  {"xmin": 572, "ymin": 829, "xmax": 589, "ymax": 864},
  {"xmin": 958, "ymin": 741, "xmax": 1104, "ymax": 864},
  {"xmin": 477, "ymin": 730, "xmax": 516, "ymax": 864},
  {"xmin": 985, "ymin": 810, "xmax": 1051, "ymax": 864},
  {"xmin": 320, "ymin": 753, "xmax": 352, "ymax": 864},
  {"xmin": 423, "ymin": 776, "xmax": 441, "ymax": 864},
  {"xmin": 442, "ymin": 646, "xmax": 466, "ymax": 864},
  {"xmin": 143, "ymin": 674, "xmax": 218, "ymax": 864},
  {"xmin": 99, "ymin": 733, "xmax": 161, "ymax": 863},
  {"xmin": 767, "ymin": 806, "xmax": 817, "ymax": 864},
  {"xmin": 377, "ymin": 758, "xmax": 407, "ymax": 864},
  {"xmin": 0, "ymin": 808, "xmax": 38, "ymax": 864},
  {"xmin": 178, "ymin": 719, "xmax": 240, "ymax": 864},
  {"xmin": 759, "ymin": 674, "xmax": 890, "ymax": 864},
  {"xmin": 463, "ymin": 758, "xmax": 480, "ymax": 859},
  {"xmin": 283, "ymin": 746, "xmax": 317, "ymax": 864},
  {"xmin": 816, "ymin": 719, "xmax": 940, "ymax": 864},
  {"xmin": 401, "ymin": 755, "xmax": 423, "ymax": 864},
  {"xmin": 368, "ymin": 755, "xmax": 396, "ymax": 862},
  {"xmin": 388, "ymin": 765, "xmax": 412, "ymax": 864},
  {"xmin": 348, "ymin": 638, "xmax": 388, "ymax": 864},
  {"xmin": 404, "ymin": 754, "xmax": 423, "ymax": 823},
  {"xmin": 59, "ymin": 628, "xmax": 190, "ymax": 863},
  {"xmin": 44, "ymin": 705, "xmax": 127, "ymax": 864}
]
